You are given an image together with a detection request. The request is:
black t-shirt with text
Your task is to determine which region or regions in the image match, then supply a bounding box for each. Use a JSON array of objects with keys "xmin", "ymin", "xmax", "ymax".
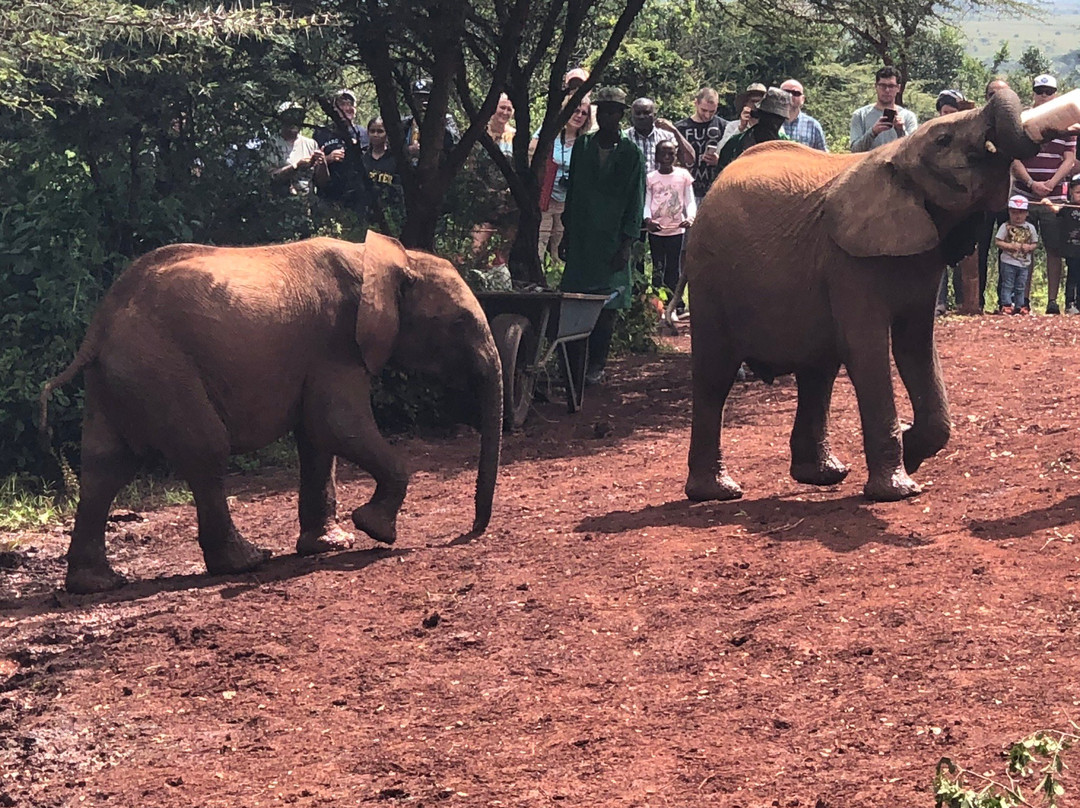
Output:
[{"xmin": 675, "ymin": 114, "xmax": 729, "ymax": 198}]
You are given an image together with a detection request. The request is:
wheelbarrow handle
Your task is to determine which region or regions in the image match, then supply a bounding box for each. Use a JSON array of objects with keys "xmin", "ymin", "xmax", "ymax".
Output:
[{"xmin": 605, "ymin": 287, "xmax": 624, "ymax": 306}]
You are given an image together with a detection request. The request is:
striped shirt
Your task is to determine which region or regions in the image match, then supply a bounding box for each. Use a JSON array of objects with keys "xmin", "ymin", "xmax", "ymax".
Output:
[
  {"xmin": 1015, "ymin": 134, "xmax": 1077, "ymax": 202},
  {"xmin": 782, "ymin": 112, "xmax": 828, "ymax": 151},
  {"xmin": 624, "ymin": 126, "xmax": 676, "ymax": 173}
]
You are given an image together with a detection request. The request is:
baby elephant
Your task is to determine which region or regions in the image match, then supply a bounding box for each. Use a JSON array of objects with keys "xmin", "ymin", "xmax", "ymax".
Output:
[{"xmin": 41, "ymin": 232, "xmax": 502, "ymax": 593}]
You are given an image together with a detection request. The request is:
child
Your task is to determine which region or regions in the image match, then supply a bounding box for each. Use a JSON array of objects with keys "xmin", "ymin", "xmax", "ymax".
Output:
[
  {"xmin": 644, "ymin": 140, "xmax": 696, "ymax": 317},
  {"xmin": 1059, "ymin": 178, "xmax": 1080, "ymax": 314},
  {"xmin": 995, "ymin": 195, "xmax": 1039, "ymax": 315}
]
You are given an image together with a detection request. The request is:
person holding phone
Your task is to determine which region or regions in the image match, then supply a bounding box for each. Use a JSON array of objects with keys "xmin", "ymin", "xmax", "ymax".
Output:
[
  {"xmin": 675, "ymin": 87, "xmax": 729, "ymax": 204},
  {"xmin": 849, "ymin": 66, "xmax": 919, "ymax": 152}
]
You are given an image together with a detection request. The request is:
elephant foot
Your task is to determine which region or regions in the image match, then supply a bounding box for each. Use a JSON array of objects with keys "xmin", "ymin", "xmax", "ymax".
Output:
[
  {"xmin": 203, "ymin": 531, "xmax": 272, "ymax": 576},
  {"xmin": 685, "ymin": 473, "xmax": 743, "ymax": 502},
  {"xmin": 791, "ymin": 455, "xmax": 849, "ymax": 486},
  {"xmin": 296, "ymin": 525, "xmax": 355, "ymax": 556},
  {"xmin": 902, "ymin": 424, "xmax": 950, "ymax": 475},
  {"xmin": 352, "ymin": 503, "xmax": 398, "ymax": 545},
  {"xmin": 66, "ymin": 561, "xmax": 127, "ymax": 594},
  {"xmin": 863, "ymin": 470, "xmax": 922, "ymax": 502}
]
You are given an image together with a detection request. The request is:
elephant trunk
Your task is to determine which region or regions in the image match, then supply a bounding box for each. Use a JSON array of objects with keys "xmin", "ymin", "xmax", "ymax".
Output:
[
  {"xmin": 472, "ymin": 344, "xmax": 503, "ymax": 533},
  {"xmin": 986, "ymin": 89, "xmax": 1040, "ymax": 160}
]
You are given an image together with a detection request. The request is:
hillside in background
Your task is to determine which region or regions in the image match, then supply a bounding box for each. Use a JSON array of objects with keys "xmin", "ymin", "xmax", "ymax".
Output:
[{"xmin": 959, "ymin": 0, "xmax": 1080, "ymax": 65}]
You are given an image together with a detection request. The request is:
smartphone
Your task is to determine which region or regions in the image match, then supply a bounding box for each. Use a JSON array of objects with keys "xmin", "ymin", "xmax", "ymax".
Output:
[
  {"xmin": 704, "ymin": 143, "xmax": 718, "ymax": 156},
  {"xmin": 881, "ymin": 108, "xmax": 896, "ymax": 122}
]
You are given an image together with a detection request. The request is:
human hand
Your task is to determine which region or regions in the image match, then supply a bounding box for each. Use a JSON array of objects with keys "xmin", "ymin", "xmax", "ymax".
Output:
[
  {"xmin": 701, "ymin": 147, "xmax": 719, "ymax": 166},
  {"xmin": 655, "ymin": 117, "xmax": 675, "ymax": 133},
  {"xmin": 309, "ymin": 149, "xmax": 325, "ymax": 167},
  {"xmin": 407, "ymin": 142, "xmax": 421, "ymax": 157},
  {"xmin": 645, "ymin": 219, "xmax": 661, "ymax": 233},
  {"xmin": 872, "ymin": 116, "xmax": 894, "ymax": 135},
  {"xmin": 1030, "ymin": 180, "xmax": 1053, "ymax": 198},
  {"xmin": 892, "ymin": 116, "xmax": 906, "ymax": 135},
  {"xmin": 680, "ymin": 217, "xmax": 693, "ymax": 229}
]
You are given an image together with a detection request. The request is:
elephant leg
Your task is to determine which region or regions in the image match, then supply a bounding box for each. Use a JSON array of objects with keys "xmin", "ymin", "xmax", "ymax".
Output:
[
  {"xmin": 892, "ymin": 313, "xmax": 951, "ymax": 474},
  {"xmin": 294, "ymin": 427, "xmax": 354, "ymax": 556},
  {"xmin": 156, "ymin": 392, "xmax": 271, "ymax": 576},
  {"xmin": 843, "ymin": 328, "xmax": 921, "ymax": 501},
  {"xmin": 306, "ymin": 371, "xmax": 408, "ymax": 545},
  {"xmin": 66, "ymin": 379, "xmax": 138, "ymax": 593},
  {"xmin": 685, "ymin": 324, "xmax": 744, "ymax": 502},
  {"xmin": 790, "ymin": 364, "xmax": 849, "ymax": 486}
]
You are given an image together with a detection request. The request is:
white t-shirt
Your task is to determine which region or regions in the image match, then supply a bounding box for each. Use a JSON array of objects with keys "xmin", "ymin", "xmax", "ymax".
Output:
[{"xmin": 645, "ymin": 167, "xmax": 697, "ymax": 236}]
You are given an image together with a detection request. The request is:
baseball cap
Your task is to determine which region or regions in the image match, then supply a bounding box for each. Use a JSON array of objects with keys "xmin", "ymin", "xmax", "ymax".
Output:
[
  {"xmin": 413, "ymin": 78, "xmax": 432, "ymax": 95},
  {"xmin": 277, "ymin": 101, "xmax": 304, "ymax": 117},
  {"xmin": 1008, "ymin": 194, "xmax": 1029, "ymax": 210},
  {"xmin": 746, "ymin": 82, "xmax": 767, "ymax": 96},
  {"xmin": 1033, "ymin": 74, "xmax": 1058, "ymax": 90},
  {"xmin": 564, "ymin": 67, "xmax": 589, "ymax": 88},
  {"xmin": 333, "ymin": 88, "xmax": 356, "ymax": 103}
]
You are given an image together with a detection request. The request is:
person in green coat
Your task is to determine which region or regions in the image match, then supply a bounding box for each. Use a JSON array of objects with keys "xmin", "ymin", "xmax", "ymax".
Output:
[{"xmin": 559, "ymin": 86, "xmax": 646, "ymax": 385}]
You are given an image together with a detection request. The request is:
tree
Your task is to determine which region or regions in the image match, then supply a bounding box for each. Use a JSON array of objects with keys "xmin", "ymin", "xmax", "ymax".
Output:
[{"xmin": 741, "ymin": 0, "xmax": 1036, "ymax": 102}]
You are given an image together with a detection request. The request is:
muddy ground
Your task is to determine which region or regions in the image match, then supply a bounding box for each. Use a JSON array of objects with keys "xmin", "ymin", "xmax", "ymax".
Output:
[{"xmin": 5, "ymin": 315, "xmax": 1080, "ymax": 807}]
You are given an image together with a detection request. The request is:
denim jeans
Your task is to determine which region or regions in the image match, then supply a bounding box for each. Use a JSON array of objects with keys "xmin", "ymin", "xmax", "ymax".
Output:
[{"xmin": 999, "ymin": 258, "xmax": 1030, "ymax": 308}]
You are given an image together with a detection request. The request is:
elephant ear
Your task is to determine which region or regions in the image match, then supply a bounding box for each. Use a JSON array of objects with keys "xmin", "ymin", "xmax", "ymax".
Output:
[
  {"xmin": 823, "ymin": 151, "xmax": 940, "ymax": 258},
  {"xmin": 357, "ymin": 231, "xmax": 415, "ymax": 375}
]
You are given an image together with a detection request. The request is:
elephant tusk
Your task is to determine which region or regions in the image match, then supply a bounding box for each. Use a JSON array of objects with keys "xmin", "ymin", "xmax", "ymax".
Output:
[{"xmin": 984, "ymin": 140, "xmax": 997, "ymax": 153}]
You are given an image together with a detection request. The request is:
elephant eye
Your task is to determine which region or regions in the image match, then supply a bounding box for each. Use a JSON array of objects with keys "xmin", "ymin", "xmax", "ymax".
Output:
[{"xmin": 935, "ymin": 132, "xmax": 953, "ymax": 147}]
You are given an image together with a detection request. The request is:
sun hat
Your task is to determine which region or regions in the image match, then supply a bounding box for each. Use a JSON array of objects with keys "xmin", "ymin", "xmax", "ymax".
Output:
[
  {"xmin": 1008, "ymin": 194, "xmax": 1029, "ymax": 210},
  {"xmin": 1033, "ymin": 74, "xmax": 1058, "ymax": 90},
  {"xmin": 593, "ymin": 86, "xmax": 629, "ymax": 108},
  {"xmin": 564, "ymin": 67, "xmax": 589, "ymax": 88},
  {"xmin": 755, "ymin": 87, "xmax": 792, "ymax": 118}
]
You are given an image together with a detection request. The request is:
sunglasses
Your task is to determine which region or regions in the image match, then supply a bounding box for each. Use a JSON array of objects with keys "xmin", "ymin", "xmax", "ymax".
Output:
[
  {"xmin": 1034, "ymin": 86, "xmax": 1056, "ymax": 96},
  {"xmin": 786, "ymin": 90, "xmax": 803, "ymax": 97}
]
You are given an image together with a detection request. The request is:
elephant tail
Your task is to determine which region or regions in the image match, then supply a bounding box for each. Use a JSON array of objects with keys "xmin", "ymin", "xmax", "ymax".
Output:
[{"xmin": 39, "ymin": 316, "xmax": 105, "ymax": 435}]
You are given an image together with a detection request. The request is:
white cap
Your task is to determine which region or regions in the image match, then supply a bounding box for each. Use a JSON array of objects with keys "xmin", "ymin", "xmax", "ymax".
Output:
[
  {"xmin": 1008, "ymin": 194, "xmax": 1029, "ymax": 210},
  {"xmin": 1033, "ymin": 74, "xmax": 1057, "ymax": 90},
  {"xmin": 334, "ymin": 88, "xmax": 356, "ymax": 103}
]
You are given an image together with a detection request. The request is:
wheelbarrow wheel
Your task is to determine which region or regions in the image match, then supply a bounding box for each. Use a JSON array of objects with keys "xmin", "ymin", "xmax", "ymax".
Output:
[{"xmin": 490, "ymin": 313, "xmax": 537, "ymax": 430}]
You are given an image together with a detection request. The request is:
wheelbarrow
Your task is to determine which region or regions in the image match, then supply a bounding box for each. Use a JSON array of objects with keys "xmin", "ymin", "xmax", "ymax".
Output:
[{"xmin": 475, "ymin": 290, "xmax": 618, "ymax": 430}]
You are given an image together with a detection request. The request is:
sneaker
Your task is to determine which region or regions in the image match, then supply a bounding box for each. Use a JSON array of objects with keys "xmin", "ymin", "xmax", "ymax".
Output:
[
  {"xmin": 1000, "ymin": 305, "xmax": 1014, "ymax": 315},
  {"xmin": 1019, "ymin": 305, "xmax": 1030, "ymax": 315},
  {"xmin": 1047, "ymin": 301, "xmax": 1061, "ymax": 315},
  {"xmin": 1067, "ymin": 304, "xmax": 1080, "ymax": 315},
  {"xmin": 584, "ymin": 368, "xmax": 605, "ymax": 386}
]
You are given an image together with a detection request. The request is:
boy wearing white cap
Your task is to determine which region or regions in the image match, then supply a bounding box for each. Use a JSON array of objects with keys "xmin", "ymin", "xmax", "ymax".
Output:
[{"xmin": 995, "ymin": 195, "xmax": 1039, "ymax": 314}]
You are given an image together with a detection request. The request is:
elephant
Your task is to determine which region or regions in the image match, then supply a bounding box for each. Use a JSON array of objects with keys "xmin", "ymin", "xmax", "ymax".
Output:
[
  {"xmin": 683, "ymin": 88, "xmax": 1076, "ymax": 503},
  {"xmin": 40, "ymin": 231, "xmax": 502, "ymax": 593}
]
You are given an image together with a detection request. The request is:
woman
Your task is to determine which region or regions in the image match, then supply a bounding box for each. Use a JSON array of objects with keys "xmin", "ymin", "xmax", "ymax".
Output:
[
  {"xmin": 361, "ymin": 116, "xmax": 402, "ymax": 226},
  {"xmin": 533, "ymin": 97, "xmax": 593, "ymax": 266},
  {"xmin": 471, "ymin": 93, "xmax": 517, "ymax": 265}
]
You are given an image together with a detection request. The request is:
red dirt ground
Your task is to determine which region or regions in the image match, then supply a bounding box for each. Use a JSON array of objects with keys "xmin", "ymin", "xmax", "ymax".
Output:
[{"xmin": 5, "ymin": 315, "xmax": 1080, "ymax": 808}]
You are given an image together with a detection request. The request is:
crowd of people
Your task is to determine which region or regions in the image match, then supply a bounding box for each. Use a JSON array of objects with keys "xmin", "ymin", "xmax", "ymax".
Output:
[{"xmin": 268, "ymin": 66, "xmax": 1079, "ymax": 380}]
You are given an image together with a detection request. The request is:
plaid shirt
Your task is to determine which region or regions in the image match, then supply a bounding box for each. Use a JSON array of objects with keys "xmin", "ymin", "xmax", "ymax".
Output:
[
  {"xmin": 782, "ymin": 112, "xmax": 828, "ymax": 151},
  {"xmin": 624, "ymin": 126, "xmax": 676, "ymax": 173}
]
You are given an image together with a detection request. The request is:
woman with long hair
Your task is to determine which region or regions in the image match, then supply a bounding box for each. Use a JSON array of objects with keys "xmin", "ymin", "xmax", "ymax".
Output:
[{"xmin": 533, "ymin": 96, "xmax": 593, "ymax": 265}]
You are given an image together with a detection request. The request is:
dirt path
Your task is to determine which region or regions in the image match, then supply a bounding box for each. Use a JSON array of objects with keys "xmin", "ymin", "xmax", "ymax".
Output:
[{"xmin": 5, "ymin": 315, "xmax": 1080, "ymax": 807}]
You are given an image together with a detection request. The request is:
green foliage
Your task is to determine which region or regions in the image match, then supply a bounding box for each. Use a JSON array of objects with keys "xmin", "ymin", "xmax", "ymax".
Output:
[
  {"xmin": 0, "ymin": 475, "xmax": 68, "ymax": 531},
  {"xmin": 935, "ymin": 729, "xmax": 1077, "ymax": 808},
  {"xmin": 599, "ymin": 38, "xmax": 696, "ymax": 112},
  {"xmin": 1018, "ymin": 45, "xmax": 1052, "ymax": 78}
]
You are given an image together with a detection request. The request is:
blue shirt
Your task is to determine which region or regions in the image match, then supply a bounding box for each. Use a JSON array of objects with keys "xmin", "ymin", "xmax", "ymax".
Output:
[{"xmin": 782, "ymin": 112, "xmax": 828, "ymax": 152}]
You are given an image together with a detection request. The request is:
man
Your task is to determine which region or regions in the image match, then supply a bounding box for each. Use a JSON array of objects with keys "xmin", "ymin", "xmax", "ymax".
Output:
[
  {"xmin": 780, "ymin": 79, "xmax": 827, "ymax": 151},
  {"xmin": 1011, "ymin": 73, "xmax": 1078, "ymax": 314},
  {"xmin": 675, "ymin": 87, "xmax": 730, "ymax": 203},
  {"xmin": 977, "ymin": 77, "xmax": 1012, "ymax": 310},
  {"xmin": 312, "ymin": 89, "xmax": 369, "ymax": 209},
  {"xmin": 403, "ymin": 77, "xmax": 459, "ymax": 162},
  {"xmin": 717, "ymin": 87, "xmax": 791, "ymax": 169},
  {"xmin": 850, "ymin": 66, "xmax": 918, "ymax": 152},
  {"xmin": 719, "ymin": 82, "xmax": 767, "ymax": 146},
  {"xmin": 624, "ymin": 97, "xmax": 695, "ymax": 174},
  {"xmin": 560, "ymin": 87, "xmax": 646, "ymax": 386},
  {"xmin": 268, "ymin": 102, "xmax": 320, "ymax": 196},
  {"xmin": 932, "ymin": 90, "xmax": 980, "ymax": 316}
]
